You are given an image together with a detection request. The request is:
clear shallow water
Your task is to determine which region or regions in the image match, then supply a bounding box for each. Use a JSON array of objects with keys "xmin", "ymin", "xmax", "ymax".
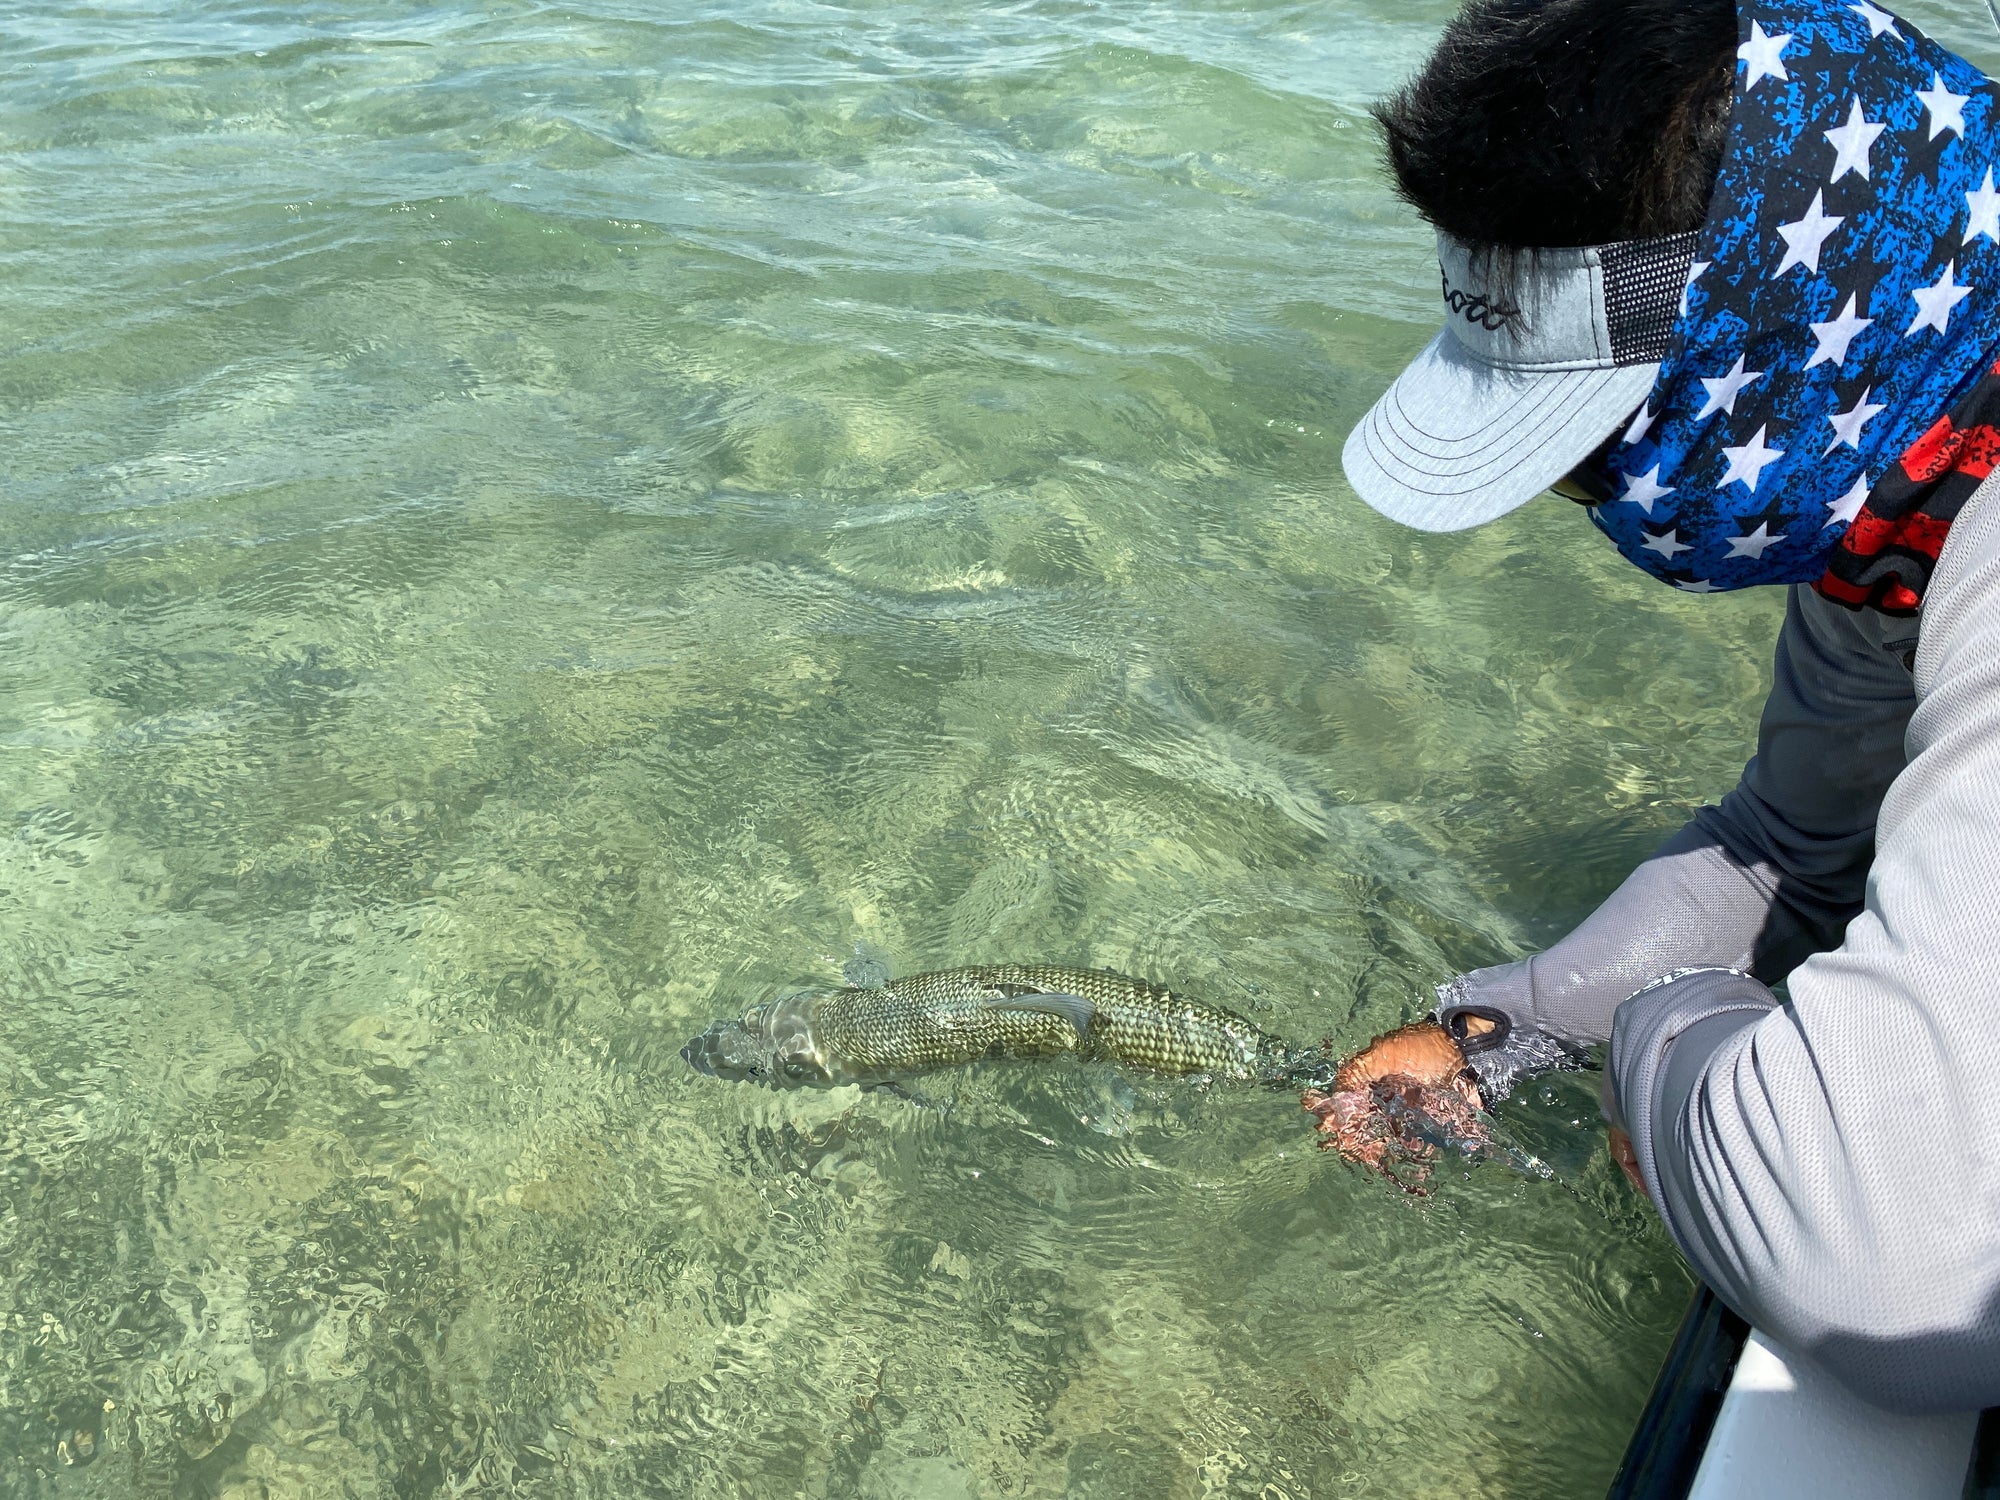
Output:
[{"xmin": 5, "ymin": 1, "xmax": 1996, "ymax": 1495}]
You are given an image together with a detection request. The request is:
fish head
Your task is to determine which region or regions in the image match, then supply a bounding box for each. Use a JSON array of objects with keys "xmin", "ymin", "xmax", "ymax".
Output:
[{"xmin": 680, "ymin": 992, "xmax": 835, "ymax": 1086}]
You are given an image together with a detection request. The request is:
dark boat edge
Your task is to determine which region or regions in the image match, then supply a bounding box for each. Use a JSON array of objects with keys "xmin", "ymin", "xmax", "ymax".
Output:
[{"xmin": 1604, "ymin": 1284, "xmax": 1750, "ymax": 1500}]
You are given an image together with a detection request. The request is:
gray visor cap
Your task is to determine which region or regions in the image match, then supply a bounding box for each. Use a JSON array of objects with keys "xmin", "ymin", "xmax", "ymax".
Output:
[{"xmin": 1342, "ymin": 230, "xmax": 1697, "ymax": 533}]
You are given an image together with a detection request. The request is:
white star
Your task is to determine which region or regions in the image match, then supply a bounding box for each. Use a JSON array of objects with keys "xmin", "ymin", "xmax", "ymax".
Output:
[
  {"xmin": 1775, "ymin": 190, "xmax": 1845, "ymax": 276},
  {"xmin": 1826, "ymin": 387, "xmax": 1886, "ymax": 451},
  {"xmin": 1739, "ymin": 22, "xmax": 1793, "ymax": 92},
  {"xmin": 1725, "ymin": 522, "xmax": 1790, "ymax": 559},
  {"xmin": 1824, "ymin": 97, "xmax": 1886, "ymax": 183},
  {"xmin": 1697, "ymin": 354, "xmax": 1765, "ymax": 419},
  {"xmin": 1849, "ymin": 0, "xmax": 1900, "ymax": 37},
  {"xmin": 1623, "ymin": 403, "xmax": 1658, "ymax": 446},
  {"xmin": 1908, "ymin": 260, "xmax": 1972, "ymax": 335},
  {"xmin": 1807, "ymin": 294, "xmax": 1873, "ymax": 368},
  {"xmin": 1720, "ymin": 425, "xmax": 1786, "ymax": 491},
  {"xmin": 1680, "ymin": 260, "xmax": 1711, "ymax": 317},
  {"xmin": 1917, "ymin": 72, "xmax": 1970, "ymax": 140},
  {"xmin": 1675, "ymin": 578, "xmax": 1719, "ymax": 593},
  {"xmin": 1621, "ymin": 465, "xmax": 1675, "ymax": 515},
  {"xmin": 1968, "ymin": 167, "xmax": 2000, "ymax": 246},
  {"xmin": 1826, "ymin": 475, "xmax": 1871, "ymax": 526},
  {"xmin": 1642, "ymin": 528, "xmax": 1693, "ymax": 559}
]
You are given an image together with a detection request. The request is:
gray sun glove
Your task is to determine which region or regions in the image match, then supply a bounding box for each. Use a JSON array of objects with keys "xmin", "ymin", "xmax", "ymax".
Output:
[
  {"xmin": 1433, "ymin": 823, "xmax": 1811, "ymax": 1096},
  {"xmin": 1436, "ymin": 579, "xmax": 1919, "ymax": 1099}
]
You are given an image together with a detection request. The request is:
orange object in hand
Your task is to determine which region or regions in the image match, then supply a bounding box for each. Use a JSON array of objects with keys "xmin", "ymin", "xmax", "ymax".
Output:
[
  {"xmin": 1304, "ymin": 1021, "xmax": 1490, "ymax": 1192},
  {"xmin": 1331, "ymin": 1020, "xmax": 1481, "ymax": 1103}
]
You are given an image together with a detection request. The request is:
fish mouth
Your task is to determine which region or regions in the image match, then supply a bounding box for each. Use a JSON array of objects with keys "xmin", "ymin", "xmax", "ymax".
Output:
[
  {"xmin": 680, "ymin": 1020, "xmax": 774, "ymax": 1081},
  {"xmin": 681, "ymin": 1000, "xmax": 834, "ymax": 1087}
]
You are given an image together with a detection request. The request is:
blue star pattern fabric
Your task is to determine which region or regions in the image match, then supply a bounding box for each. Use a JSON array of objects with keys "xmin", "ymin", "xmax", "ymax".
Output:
[{"xmin": 1593, "ymin": 0, "xmax": 2000, "ymax": 592}]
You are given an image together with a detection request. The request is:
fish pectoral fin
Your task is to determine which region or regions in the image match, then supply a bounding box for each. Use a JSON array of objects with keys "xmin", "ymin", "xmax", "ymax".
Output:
[{"xmin": 986, "ymin": 992, "xmax": 1096, "ymax": 1044}]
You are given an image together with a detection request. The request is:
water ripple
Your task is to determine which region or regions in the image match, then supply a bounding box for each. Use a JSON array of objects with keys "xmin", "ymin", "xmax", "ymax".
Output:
[{"xmin": 9, "ymin": 0, "xmax": 1972, "ymax": 1492}]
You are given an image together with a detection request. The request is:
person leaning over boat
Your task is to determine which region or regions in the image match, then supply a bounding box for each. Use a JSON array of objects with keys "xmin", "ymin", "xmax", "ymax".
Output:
[{"xmin": 1334, "ymin": 0, "xmax": 2000, "ymax": 1412}]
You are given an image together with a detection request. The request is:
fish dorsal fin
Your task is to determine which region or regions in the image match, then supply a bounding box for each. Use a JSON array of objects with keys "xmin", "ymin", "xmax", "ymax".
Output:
[{"xmin": 986, "ymin": 991, "xmax": 1095, "ymax": 1044}]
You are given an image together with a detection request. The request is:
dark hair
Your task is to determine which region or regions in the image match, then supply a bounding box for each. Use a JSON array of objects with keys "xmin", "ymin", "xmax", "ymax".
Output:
[{"xmin": 1375, "ymin": 0, "xmax": 1738, "ymax": 250}]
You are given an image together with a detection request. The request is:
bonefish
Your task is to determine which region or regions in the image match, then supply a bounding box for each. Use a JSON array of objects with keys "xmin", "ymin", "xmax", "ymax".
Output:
[{"xmin": 680, "ymin": 964, "xmax": 1342, "ymax": 1089}]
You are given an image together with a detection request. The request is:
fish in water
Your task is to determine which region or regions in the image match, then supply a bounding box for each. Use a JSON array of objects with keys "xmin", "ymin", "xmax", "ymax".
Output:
[
  {"xmin": 683, "ymin": 966, "xmax": 1512, "ymax": 1193},
  {"xmin": 680, "ymin": 963, "xmax": 1338, "ymax": 1089}
]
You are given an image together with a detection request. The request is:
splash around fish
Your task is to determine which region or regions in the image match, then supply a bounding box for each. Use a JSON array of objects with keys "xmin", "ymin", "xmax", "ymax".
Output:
[{"xmin": 683, "ymin": 965, "xmax": 1500, "ymax": 1191}]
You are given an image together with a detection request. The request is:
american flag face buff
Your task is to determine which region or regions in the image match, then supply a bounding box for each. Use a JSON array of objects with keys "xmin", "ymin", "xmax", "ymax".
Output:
[{"xmin": 1590, "ymin": 0, "xmax": 2000, "ymax": 596}]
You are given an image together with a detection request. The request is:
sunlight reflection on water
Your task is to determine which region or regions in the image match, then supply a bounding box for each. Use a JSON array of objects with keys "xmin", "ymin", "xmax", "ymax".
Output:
[{"xmin": 5, "ymin": 0, "xmax": 1995, "ymax": 1493}]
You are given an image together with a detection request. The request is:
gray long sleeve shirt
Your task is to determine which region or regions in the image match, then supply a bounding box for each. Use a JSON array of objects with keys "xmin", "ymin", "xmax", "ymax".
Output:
[{"xmin": 1437, "ymin": 470, "xmax": 2000, "ymax": 1414}]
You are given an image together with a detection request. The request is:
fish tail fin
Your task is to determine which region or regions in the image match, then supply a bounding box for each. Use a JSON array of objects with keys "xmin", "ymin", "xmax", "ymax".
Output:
[{"xmin": 986, "ymin": 992, "xmax": 1096, "ymax": 1044}]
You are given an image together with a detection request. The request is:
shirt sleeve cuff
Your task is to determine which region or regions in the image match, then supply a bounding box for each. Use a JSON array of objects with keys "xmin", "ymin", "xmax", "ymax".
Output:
[{"xmin": 1608, "ymin": 968, "xmax": 1778, "ymax": 1202}]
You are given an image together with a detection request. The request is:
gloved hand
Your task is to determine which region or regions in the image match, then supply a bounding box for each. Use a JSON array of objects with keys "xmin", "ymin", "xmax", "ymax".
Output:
[
  {"xmin": 1322, "ymin": 999, "xmax": 1653, "ymax": 1198},
  {"xmin": 1331, "ymin": 1019, "xmax": 1475, "ymax": 1095},
  {"xmin": 1426, "ymin": 822, "xmax": 1798, "ymax": 1100},
  {"xmin": 1304, "ymin": 1021, "xmax": 1490, "ymax": 1189},
  {"xmin": 1433, "ymin": 961, "xmax": 1583, "ymax": 1099}
]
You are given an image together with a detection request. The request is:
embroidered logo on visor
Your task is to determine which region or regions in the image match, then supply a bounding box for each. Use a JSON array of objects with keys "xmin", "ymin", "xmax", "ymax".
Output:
[{"xmin": 1440, "ymin": 272, "xmax": 1520, "ymax": 332}]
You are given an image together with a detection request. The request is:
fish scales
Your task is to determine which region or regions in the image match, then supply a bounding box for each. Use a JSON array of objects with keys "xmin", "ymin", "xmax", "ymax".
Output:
[
  {"xmin": 813, "ymin": 985, "xmax": 1080, "ymax": 1071},
  {"xmin": 682, "ymin": 963, "xmax": 1323, "ymax": 1088}
]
